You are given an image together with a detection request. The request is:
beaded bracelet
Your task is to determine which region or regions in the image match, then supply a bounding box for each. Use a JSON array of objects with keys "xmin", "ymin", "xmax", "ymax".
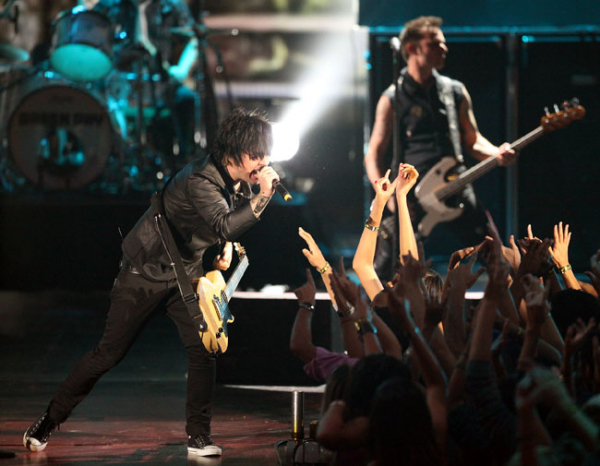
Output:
[
  {"xmin": 558, "ymin": 264, "xmax": 572, "ymax": 274},
  {"xmin": 365, "ymin": 222, "xmax": 379, "ymax": 232},
  {"xmin": 318, "ymin": 262, "xmax": 331, "ymax": 274}
]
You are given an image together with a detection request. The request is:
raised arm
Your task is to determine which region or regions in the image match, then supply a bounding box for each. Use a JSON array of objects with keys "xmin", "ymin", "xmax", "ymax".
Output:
[
  {"xmin": 551, "ymin": 222, "xmax": 581, "ymax": 290},
  {"xmin": 396, "ymin": 163, "xmax": 419, "ymax": 263},
  {"xmin": 330, "ymin": 262, "xmax": 382, "ymax": 357},
  {"xmin": 298, "ymin": 227, "xmax": 336, "ymax": 307},
  {"xmin": 352, "ymin": 169, "xmax": 396, "ymax": 300},
  {"xmin": 289, "ymin": 269, "xmax": 318, "ymax": 364}
]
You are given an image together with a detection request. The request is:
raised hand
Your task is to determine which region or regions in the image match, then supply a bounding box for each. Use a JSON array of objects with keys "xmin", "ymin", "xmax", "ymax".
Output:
[
  {"xmin": 329, "ymin": 258, "xmax": 363, "ymax": 314},
  {"xmin": 447, "ymin": 244, "xmax": 479, "ymax": 271},
  {"xmin": 374, "ymin": 169, "xmax": 397, "ymax": 205},
  {"xmin": 400, "ymin": 249, "xmax": 431, "ymax": 284},
  {"xmin": 486, "ymin": 234, "xmax": 521, "ymax": 273},
  {"xmin": 484, "ymin": 225, "xmax": 510, "ymax": 301},
  {"xmin": 447, "ymin": 251, "xmax": 485, "ymax": 291},
  {"xmin": 521, "ymin": 274, "xmax": 550, "ymax": 330},
  {"xmin": 505, "ymin": 234, "xmax": 522, "ymax": 273},
  {"xmin": 293, "ymin": 268, "xmax": 317, "ymax": 305},
  {"xmin": 396, "ymin": 163, "xmax": 419, "ymax": 197},
  {"xmin": 517, "ymin": 237, "xmax": 553, "ymax": 277},
  {"xmin": 298, "ymin": 227, "xmax": 328, "ymax": 271},
  {"xmin": 551, "ymin": 222, "xmax": 572, "ymax": 270}
]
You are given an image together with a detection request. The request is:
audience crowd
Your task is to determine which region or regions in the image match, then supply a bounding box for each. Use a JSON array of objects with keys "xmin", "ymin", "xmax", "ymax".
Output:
[{"xmin": 289, "ymin": 163, "xmax": 600, "ymax": 466}]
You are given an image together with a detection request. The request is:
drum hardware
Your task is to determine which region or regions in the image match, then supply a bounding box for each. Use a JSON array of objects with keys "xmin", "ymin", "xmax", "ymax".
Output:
[
  {"xmin": 0, "ymin": 0, "xmax": 20, "ymax": 33},
  {"xmin": 171, "ymin": 5, "xmax": 235, "ymax": 159}
]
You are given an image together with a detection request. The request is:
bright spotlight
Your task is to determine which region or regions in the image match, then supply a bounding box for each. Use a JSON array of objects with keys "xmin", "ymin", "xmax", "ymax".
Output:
[{"xmin": 271, "ymin": 122, "xmax": 300, "ymax": 162}]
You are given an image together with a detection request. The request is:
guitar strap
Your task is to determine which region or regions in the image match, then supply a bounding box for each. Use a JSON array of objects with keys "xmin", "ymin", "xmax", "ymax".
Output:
[
  {"xmin": 151, "ymin": 192, "xmax": 207, "ymax": 333},
  {"xmin": 436, "ymin": 72, "xmax": 465, "ymax": 164}
]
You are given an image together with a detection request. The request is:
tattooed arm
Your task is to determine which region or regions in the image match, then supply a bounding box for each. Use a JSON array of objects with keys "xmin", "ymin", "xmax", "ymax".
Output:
[{"xmin": 250, "ymin": 166, "xmax": 278, "ymax": 218}]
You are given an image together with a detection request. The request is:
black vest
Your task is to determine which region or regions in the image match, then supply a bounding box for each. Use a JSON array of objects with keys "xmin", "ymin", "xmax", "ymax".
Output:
[{"xmin": 384, "ymin": 69, "xmax": 465, "ymax": 176}]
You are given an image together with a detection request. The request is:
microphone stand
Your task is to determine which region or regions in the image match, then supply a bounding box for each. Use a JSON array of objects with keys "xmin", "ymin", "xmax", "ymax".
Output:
[{"xmin": 390, "ymin": 37, "xmax": 402, "ymax": 275}]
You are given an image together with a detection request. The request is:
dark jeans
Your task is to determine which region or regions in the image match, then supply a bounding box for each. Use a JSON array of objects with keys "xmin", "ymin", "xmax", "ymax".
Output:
[{"xmin": 48, "ymin": 268, "xmax": 216, "ymax": 436}]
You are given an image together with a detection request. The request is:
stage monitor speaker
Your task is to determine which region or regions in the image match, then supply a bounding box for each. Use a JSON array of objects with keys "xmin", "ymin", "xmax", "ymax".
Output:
[{"xmin": 517, "ymin": 36, "xmax": 600, "ymax": 271}]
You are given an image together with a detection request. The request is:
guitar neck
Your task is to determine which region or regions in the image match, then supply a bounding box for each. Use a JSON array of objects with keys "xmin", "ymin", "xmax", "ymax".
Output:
[
  {"xmin": 437, "ymin": 125, "xmax": 545, "ymax": 200},
  {"xmin": 223, "ymin": 256, "xmax": 249, "ymax": 302}
]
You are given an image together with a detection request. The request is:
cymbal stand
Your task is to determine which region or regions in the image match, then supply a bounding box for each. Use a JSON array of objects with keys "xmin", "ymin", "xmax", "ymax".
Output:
[{"xmin": 192, "ymin": 2, "xmax": 209, "ymax": 158}]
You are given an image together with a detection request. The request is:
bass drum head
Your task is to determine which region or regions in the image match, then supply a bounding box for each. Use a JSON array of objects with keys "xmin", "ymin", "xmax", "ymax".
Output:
[{"xmin": 7, "ymin": 85, "xmax": 112, "ymax": 190}]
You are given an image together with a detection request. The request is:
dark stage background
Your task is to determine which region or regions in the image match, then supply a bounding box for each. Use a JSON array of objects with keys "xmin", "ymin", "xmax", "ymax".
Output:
[{"xmin": 1, "ymin": 0, "xmax": 599, "ymax": 291}]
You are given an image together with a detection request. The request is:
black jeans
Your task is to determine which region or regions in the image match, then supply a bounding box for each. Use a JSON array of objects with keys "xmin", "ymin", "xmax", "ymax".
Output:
[{"xmin": 48, "ymin": 268, "xmax": 216, "ymax": 436}]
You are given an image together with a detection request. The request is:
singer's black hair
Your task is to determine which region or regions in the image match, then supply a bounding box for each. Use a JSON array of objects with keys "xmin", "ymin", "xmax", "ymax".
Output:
[{"xmin": 213, "ymin": 108, "xmax": 273, "ymax": 167}]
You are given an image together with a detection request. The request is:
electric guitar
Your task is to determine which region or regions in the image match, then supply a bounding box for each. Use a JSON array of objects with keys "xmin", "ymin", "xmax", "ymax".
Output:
[
  {"xmin": 196, "ymin": 243, "xmax": 248, "ymax": 354},
  {"xmin": 414, "ymin": 99, "xmax": 586, "ymax": 238}
]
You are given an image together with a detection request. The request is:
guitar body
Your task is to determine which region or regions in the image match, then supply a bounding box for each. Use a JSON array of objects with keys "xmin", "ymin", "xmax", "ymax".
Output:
[
  {"xmin": 414, "ymin": 157, "xmax": 463, "ymax": 237},
  {"xmin": 412, "ymin": 100, "xmax": 585, "ymax": 238},
  {"xmin": 196, "ymin": 270, "xmax": 235, "ymax": 354},
  {"xmin": 195, "ymin": 243, "xmax": 248, "ymax": 354}
]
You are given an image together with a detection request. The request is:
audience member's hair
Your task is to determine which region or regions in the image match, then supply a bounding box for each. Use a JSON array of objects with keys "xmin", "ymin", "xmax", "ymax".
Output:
[
  {"xmin": 321, "ymin": 363, "xmax": 351, "ymax": 415},
  {"xmin": 368, "ymin": 377, "xmax": 444, "ymax": 466},
  {"xmin": 423, "ymin": 269, "xmax": 444, "ymax": 303},
  {"xmin": 345, "ymin": 354, "xmax": 410, "ymax": 418}
]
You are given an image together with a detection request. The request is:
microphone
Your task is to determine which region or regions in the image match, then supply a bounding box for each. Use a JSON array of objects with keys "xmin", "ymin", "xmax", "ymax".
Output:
[
  {"xmin": 389, "ymin": 37, "xmax": 401, "ymax": 52},
  {"xmin": 257, "ymin": 166, "xmax": 292, "ymax": 202},
  {"xmin": 273, "ymin": 179, "xmax": 292, "ymax": 202}
]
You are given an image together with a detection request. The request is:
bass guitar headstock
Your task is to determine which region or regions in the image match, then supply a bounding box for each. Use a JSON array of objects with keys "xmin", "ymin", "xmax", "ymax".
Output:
[{"xmin": 540, "ymin": 98, "xmax": 586, "ymax": 133}]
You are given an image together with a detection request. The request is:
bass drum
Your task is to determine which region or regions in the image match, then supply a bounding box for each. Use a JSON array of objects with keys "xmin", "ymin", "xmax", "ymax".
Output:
[{"xmin": 7, "ymin": 73, "xmax": 123, "ymax": 190}]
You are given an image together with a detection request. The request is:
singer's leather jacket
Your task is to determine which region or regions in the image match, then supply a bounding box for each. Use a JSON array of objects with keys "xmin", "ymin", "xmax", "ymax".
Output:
[{"xmin": 121, "ymin": 155, "xmax": 258, "ymax": 281}]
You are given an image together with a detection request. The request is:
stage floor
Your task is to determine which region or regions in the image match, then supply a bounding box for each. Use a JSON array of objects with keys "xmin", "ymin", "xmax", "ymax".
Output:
[{"xmin": 0, "ymin": 291, "xmax": 323, "ymax": 465}]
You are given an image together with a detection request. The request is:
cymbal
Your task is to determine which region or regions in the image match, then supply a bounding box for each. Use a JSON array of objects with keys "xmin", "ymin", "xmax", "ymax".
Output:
[{"xmin": 0, "ymin": 43, "xmax": 29, "ymax": 62}]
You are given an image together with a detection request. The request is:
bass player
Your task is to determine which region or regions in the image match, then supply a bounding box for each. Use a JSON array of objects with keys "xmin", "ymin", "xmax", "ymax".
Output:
[{"xmin": 364, "ymin": 15, "xmax": 516, "ymax": 277}]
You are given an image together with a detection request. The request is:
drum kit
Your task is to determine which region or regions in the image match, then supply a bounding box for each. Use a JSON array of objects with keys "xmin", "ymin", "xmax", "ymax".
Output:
[{"xmin": 0, "ymin": 1, "xmax": 225, "ymax": 192}]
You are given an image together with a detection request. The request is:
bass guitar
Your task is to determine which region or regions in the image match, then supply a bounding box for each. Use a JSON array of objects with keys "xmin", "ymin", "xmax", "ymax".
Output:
[
  {"xmin": 414, "ymin": 99, "xmax": 586, "ymax": 238},
  {"xmin": 196, "ymin": 243, "xmax": 248, "ymax": 354}
]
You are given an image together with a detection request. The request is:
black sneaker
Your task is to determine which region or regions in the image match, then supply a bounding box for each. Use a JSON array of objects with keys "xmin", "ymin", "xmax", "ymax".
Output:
[
  {"xmin": 23, "ymin": 411, "xmax": 58, "ymax": 452},
  {"xmin": 187, "ymin": 434, "xmax": 222, "ymax": 456}
]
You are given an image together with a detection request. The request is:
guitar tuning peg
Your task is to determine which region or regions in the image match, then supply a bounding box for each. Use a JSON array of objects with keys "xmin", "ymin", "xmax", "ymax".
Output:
[
  {"xmin": 544, "ymin": 106, "xmax": 550, "ymax": 116},
  {"xmin": 553, "ymin": 104, "xmax": 560, "ymax": 113}
]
